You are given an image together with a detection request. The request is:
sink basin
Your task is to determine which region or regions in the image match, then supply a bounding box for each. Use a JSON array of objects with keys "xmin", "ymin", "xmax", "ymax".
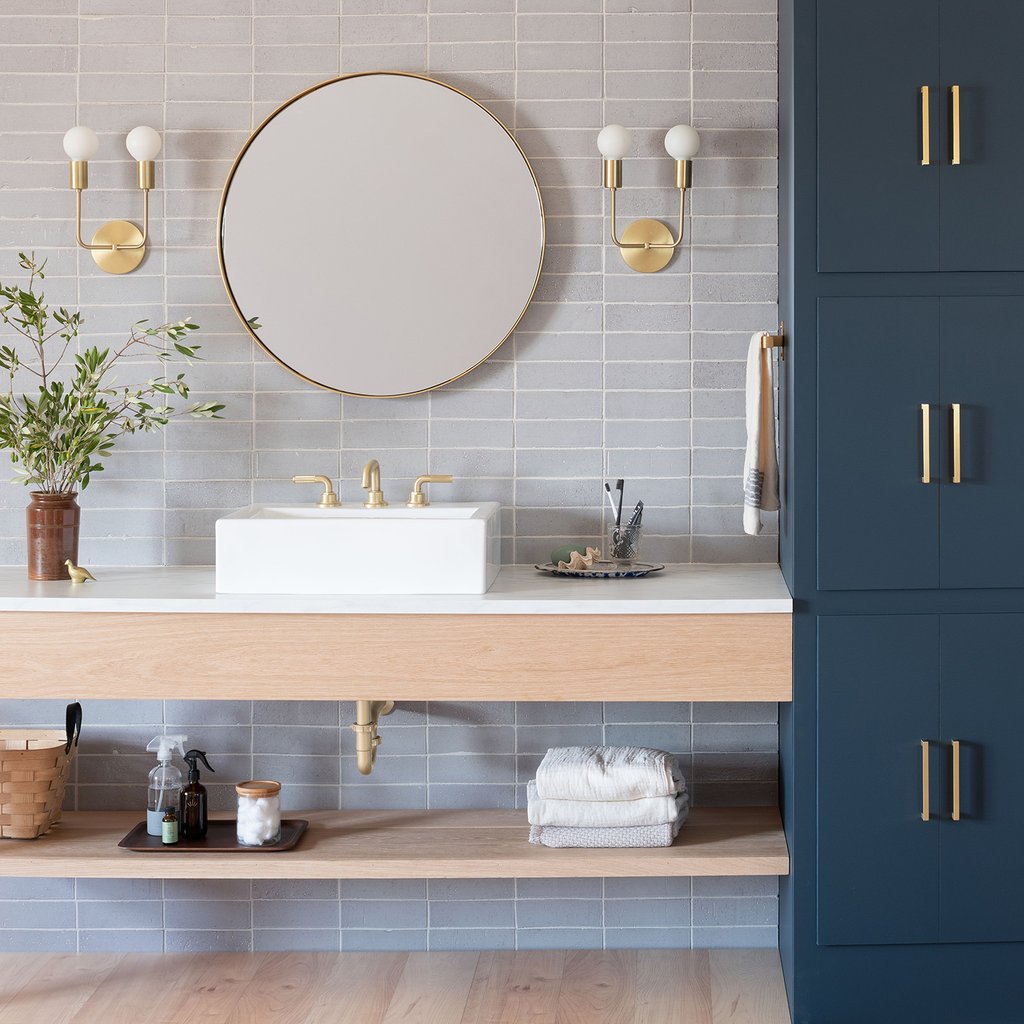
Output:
[{"xmin": 215, "ymin": 502, "xmax": 501, "ymax": 595}]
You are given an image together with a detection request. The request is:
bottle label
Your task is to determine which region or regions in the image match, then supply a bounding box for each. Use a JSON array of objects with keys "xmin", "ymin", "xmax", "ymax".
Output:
[
  {"xmin": 162, "ymin": 819, "xmax": 178, "ymax": 844},
  {"xmin": 147, "ymin": 809, "xmax": 165, "ymax": 836}
]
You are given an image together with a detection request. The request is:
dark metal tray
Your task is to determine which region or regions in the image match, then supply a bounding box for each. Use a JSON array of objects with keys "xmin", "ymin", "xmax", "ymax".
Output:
[{"xmin": 118, "ymin": 818, "xmax": 308, "ymax": 852}]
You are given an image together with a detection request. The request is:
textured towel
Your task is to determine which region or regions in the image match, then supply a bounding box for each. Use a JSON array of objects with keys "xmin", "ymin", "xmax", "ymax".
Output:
[
  {"xmin": 534, "ymin": 746, "xmax": 684, "ymax": 802},
  {"xmin": 529, "ymin": 796, "xmax": 689, "ymax": 849},
  {"xmin": 742, "ymin": 331, "xmax": 780, "ymax": 536},
  {"xmin": 527, "ymin": 782, "xmax": 686, "ymax": 827}
]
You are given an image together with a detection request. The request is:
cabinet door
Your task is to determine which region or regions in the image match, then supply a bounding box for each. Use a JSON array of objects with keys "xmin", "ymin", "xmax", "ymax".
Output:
[
  {"xmin": 939, "ymin": 297, "xmax": 1024, "ymax": 588},
  {"xmin": 939, "ymin": 615, "xmax": 1024, "ymax": 941},
  {"xmin": 818, "ymin": 298, "xmax": 940, "ymax": 590},
  {"xmin": 818, "ymin": 615, "xmax": 940, "ymax": 945},
  {"xmin": 939, "ymin": 1, "xmax": 1024, "ymax": 271},
  {"xmin": 817, "ymin": 0, "xmax": 939, "ymax": 272}
]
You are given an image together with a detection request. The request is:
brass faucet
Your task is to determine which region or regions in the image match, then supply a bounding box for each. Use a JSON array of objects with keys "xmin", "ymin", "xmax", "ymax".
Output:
[
  {"xmin": 361, "ymin": 459, "xmax": 388, "ymax": 508},
  {"xmin": 291, "ymin": 474, "xmax": 339, "ymax": 508},
  {"xmin": 407, "ymin": 474, "xmax": 454, "ymax": 508}
]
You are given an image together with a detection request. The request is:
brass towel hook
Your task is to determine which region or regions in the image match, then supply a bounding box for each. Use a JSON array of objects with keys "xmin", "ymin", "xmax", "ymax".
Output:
[{"xmin": 760, "ymin": 321, "xmax": 786, "ymax": 360}]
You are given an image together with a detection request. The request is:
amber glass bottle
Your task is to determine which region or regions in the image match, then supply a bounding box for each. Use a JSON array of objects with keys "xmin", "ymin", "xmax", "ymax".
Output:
[{"xmin": 180, "ymin": 749, "xmax": 215, "ymax": 839}]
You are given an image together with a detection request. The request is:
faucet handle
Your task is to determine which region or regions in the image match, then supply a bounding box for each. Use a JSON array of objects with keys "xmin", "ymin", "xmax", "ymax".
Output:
[
  {"xmin": 407, "ymin": 474, "xmax": 454, "ymax": 508},
  {"xmin": 292, "ymin": 474, "xmax": 340, "ymax": 508}
]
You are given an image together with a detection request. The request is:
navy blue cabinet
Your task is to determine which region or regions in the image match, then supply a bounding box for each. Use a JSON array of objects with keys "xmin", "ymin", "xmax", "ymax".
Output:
[
  {"xmin": 783, "ymin": 2, "xmax": 1024, "ymax": 1018},
  {"xmin": 817, "ymin": 614, "xmax": 1024, "ymax": 947},
  {"xmin": 817, "ymin": 295, "xmax": 1024, "ymax": 591},
  {"xmin": 817, "ymin": 0, "xmax": 1024, "ymax": 273}
]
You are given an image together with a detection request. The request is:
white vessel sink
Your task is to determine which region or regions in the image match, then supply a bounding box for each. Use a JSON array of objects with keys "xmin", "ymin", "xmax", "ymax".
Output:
[{"xmin": 215, "ymin": 502, "xmax": 501, "ymax": 595}]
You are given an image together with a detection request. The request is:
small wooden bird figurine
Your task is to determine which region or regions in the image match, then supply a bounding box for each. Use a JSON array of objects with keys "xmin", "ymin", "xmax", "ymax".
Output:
[{"xmin": 65, "ymin": 559, "xmax": 96, "ymax": 585}]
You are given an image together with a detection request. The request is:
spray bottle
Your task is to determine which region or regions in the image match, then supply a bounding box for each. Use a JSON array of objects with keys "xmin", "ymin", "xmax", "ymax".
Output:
[
  {"xmin": 180, "ymin": 749, "xmax": 215, "ymax": 840},
  {"xmin": 145, "ymin": 734, "xmax": 187, "ymax": 836}
]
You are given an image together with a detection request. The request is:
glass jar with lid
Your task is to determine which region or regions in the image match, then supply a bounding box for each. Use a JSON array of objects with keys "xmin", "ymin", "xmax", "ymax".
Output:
[{"xmin": 235, "ymin": 779, "xmax": 282, "ymax": 847}]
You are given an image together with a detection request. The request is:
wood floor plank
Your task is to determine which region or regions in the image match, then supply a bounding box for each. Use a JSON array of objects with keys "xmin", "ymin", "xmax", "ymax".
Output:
[
  {"xmin": 635, "ymin": 951, "xmax": 713, "ymax": 1024},
  {"xmin": 0, "ymin": 954, "xmax": 60, "ymax": 1013},
  {"xmin": 146, "ymin": 952, "xmax": 268, "ymax": 1024},
  {"xmin": 556, "ymin": 950, "xmax": 637, "ymax": 1024},
  {"xmin": 69, "ymin": 955, "xmax": 195, "ymax": 1024},
  {"xmin": 304, "ymin": 952, "xmax": 408, "ymax": 1024},
  {"xmin": 227, "ymin": 953, "xmax": 336, "ymax": 1024},
  {"xmin": 0, "ymin": 953, "xmax": 123, "ymax": 1024},
  {"xmin": 381, "ymin": 952, "xmax": 480, "ymax": 1024},
  {"xmin": 461, "ymin": 950, "xmax": 565, "ymax": 1024},
  {"xmin": 710, "ymin": 950, "xmax": 790, "ymax": 1024}
]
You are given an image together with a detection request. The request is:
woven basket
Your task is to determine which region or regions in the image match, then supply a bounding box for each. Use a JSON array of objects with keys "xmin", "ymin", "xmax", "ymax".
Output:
[{"xmin": 0, "ymin": 703, "xmax": 81, "ymax": 840}]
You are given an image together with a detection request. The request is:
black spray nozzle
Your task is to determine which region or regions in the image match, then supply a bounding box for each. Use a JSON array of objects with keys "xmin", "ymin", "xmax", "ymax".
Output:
[{"xmin": 183, "ymin": 748, "xmax": 215, "ymax": 782}]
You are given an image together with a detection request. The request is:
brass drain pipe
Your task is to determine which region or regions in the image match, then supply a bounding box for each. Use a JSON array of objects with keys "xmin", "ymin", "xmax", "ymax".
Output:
[{"xmin": 352, "ymin": 700, "xmax": 395, "ymax": 775}]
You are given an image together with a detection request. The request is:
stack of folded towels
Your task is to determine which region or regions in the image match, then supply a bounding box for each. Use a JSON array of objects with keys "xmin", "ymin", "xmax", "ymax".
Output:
[{"xmin": 527, "ymin": 745, "xmax": 688, "ymax": 849}]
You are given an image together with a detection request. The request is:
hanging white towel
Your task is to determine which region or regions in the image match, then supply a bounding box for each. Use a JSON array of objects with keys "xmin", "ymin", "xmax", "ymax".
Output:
[
  {"xmin": 526, "ymin": 781, "xmax": 686, "ymax": 828},
  {"xmin": 534, "ymin": 746, "xmax": 684, "ymax": 802},
  {"xmin": 743, "ymin": 331, "xmax": 780, "ymax": 535}
]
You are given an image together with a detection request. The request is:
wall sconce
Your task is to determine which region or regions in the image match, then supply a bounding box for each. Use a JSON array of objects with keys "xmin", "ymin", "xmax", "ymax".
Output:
[
  {"xmin": 598, "ymin": 123, "xmax": 700, "ymax": 273},
  {"xmin": 62, "ymin": 125, "xmax": 162, "ymax": 275}
]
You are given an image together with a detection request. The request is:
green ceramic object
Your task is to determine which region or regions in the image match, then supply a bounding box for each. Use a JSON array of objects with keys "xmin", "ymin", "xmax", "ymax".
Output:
[{"xmin": 550, "ymin": 543, "xmax": 590, "ymax": 565}]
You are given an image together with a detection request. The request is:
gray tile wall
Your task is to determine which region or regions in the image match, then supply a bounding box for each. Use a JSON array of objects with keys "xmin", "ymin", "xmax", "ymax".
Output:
[
  {"xmin": 0, "ymin": 0, "xmax": 777, "ymax": 566},
  {"xmin": 0, "ymin": 698, "xmax": 778, "ymax": 952},
  {"xmin": 0, "ymin": 0, "xmax": 779, "ymax": 953}
]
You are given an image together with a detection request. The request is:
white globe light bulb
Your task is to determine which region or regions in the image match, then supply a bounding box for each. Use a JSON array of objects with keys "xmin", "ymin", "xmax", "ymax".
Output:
[
  {"xmin": 62, "ymin": 126, "xmax": 99, "ymax": 161},
  {"xmin": 597, "ymin": 124, "xmax": 632, "ymax": 160},
  {"xmin": 664, "ymin": 124, "xmax": 700, "ymax": 161},
  {"xmin": 126, "ymin": 126, "xmax": 162, "ymax": 162}
]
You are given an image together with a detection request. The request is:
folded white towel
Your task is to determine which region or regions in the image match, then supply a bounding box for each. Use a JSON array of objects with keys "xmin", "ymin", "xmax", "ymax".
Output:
[
  {"xmin": 534, "ymin": 746, "xmax": 684, "ymax": 802},
  {"xmin": 742, "ymin": 331, "xmax": 780, "ymax": 536},
  {"xmin": 529, "ymin": 795, "xmax": 689, "ymax": 849},
  {"xmin": 527, "ymin": 781, "xmax": 686, "ymax": 827}
]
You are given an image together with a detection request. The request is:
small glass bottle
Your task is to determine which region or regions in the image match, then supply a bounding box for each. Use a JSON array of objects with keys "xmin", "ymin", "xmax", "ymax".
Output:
[
  {"xmin": 161, "ymin": 807, "xmax": 179, "ymax": 845},
  {"xmin": 236, "ymin": 780, "xmax": 282, "ymax": 847}
]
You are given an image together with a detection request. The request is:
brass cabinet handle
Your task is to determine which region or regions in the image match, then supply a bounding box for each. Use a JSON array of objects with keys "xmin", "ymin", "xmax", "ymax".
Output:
[
  {"xmin": 951, "ymin": 403, "xmax": 962, "ymax": 484},
  {"xmin": 920, "ymin": 86, "xmax": 931, "ymax": 165},
  {"xmin": 921, "ymin": 740, "xmax": 930, "ymax": 821},
  {"xmin": 921, "ymin": 404, "xmax": 932, "ymax": 484},
  {"xmin": 951, "ymin": 85, "xmax": 961, "ymax": 165},
  {"xmin": 951, "ymin": 739, "xmax": 961, "ymax": 821}
]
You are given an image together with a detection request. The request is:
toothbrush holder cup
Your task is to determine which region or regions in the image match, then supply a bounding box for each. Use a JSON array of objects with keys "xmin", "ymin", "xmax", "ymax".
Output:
[{"xmin": 608, "ymin": 523, "xmax": 642, "ymax": 563}]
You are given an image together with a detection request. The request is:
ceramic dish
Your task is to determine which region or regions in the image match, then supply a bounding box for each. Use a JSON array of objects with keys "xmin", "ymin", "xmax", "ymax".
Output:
[{"xmin": 534, "ymin": 561, "xmax": 665, "ymax": 579}]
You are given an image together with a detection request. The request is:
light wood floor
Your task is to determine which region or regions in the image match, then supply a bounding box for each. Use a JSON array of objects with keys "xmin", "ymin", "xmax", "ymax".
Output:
[{"xmin": 0, "ymin": 949, "xmax": 791, "ymax": 1024}]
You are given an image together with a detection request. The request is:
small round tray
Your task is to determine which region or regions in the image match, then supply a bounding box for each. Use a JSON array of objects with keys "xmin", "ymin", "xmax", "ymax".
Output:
[{"xmin": 535, "ymin": 561, "xmax": 665, "ymax": 579}]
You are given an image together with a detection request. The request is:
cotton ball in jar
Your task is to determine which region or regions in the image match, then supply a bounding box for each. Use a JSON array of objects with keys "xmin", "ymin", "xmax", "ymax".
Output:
[{"xmin": 235, "ymin": 780, "xmax": 282, "ymax": 846}]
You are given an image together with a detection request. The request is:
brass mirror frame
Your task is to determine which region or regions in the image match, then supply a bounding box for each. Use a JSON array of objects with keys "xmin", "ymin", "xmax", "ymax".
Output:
[{"xmin": 216, "ymin": 71, "xmax": 546, "ymax": 399}]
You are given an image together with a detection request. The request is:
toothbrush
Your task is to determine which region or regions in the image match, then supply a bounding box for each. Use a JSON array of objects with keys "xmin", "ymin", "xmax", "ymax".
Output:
[
  {"xmin": 615, "ymin": 479, "xmax": 624, "ymax": 527},
  {"xmin": 604, "ymin": 482, "xmax": 619, "ymax": 518}
]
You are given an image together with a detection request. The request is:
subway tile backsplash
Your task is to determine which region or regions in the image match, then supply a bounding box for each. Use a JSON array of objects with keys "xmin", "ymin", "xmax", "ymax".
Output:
[
  {"xmin": 0, "ymin": 699, "xmax": 779, "ymax": 952},
  {"xmin": 0, "ymin": 0, "xmax": 779, "ymax": 953}
]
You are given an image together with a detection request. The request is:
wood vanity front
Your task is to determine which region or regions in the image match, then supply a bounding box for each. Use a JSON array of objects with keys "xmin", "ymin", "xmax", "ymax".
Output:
[{"xmin": 0, "ymin": 564, "xmax": 792, "ymax": 702}]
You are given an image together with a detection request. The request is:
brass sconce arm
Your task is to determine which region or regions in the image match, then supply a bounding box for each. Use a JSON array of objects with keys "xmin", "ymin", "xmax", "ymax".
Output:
[
  {"xmin": 608, "ymin": 185, "xmax": 686, "ymax": 251},
  {"xmin": 74, "ymin": 187, "xmax": 150, "ymax": 252}
]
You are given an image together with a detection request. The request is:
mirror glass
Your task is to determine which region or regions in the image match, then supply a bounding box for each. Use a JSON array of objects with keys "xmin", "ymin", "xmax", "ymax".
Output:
[{"xmin": 219, "ymin": 73, "xmax": 545, "ymax": 397}]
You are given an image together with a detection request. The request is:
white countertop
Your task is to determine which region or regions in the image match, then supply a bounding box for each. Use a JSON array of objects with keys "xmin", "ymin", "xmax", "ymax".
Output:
[{"xmin": 0, "ymin": 564, "xmax": 791, "ymax": 615}]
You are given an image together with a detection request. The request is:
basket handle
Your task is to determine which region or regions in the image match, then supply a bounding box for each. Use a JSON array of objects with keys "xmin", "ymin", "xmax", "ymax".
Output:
[{"xmin": 64, "ymin": 702, "xmax": 82, "ymax": 754}]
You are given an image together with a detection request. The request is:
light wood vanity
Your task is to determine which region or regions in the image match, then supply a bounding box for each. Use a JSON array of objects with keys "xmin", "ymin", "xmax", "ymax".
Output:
[{"xmin": 0, "ymin": 563, "xmax": 792, "ymax": 881}]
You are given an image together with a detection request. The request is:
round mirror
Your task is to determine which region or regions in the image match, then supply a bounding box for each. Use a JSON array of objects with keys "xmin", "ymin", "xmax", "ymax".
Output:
[{"xmin": 218, "ymin": 72, "xmax": 545, "ymax": 397}]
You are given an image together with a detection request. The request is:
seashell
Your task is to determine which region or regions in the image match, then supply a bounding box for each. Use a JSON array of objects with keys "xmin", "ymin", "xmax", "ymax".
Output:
[{"xmin": 557, "ymin": 546, "xmax": 602, "ymax": 571}]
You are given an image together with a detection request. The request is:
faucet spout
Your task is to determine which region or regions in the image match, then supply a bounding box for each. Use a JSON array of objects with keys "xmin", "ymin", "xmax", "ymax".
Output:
[{"xmin": 361, "ymin": 459, "xmax": 388, "ymax": 508}]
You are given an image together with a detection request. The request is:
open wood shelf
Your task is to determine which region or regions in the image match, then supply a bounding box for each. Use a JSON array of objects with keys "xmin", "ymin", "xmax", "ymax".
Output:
[
  {"xmin": 0, "ymin": 807, "xmax": 788, "ymax": 879},
  {"xmin": 0, "ymin": 949, "xmax": 792, "ymax": 1024}
]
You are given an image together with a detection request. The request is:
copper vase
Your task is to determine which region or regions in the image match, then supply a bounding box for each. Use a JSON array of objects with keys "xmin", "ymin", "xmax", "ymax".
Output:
[{"xmin": 26, "ymin": 492, "xmax": 80, "ymax": 581}]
